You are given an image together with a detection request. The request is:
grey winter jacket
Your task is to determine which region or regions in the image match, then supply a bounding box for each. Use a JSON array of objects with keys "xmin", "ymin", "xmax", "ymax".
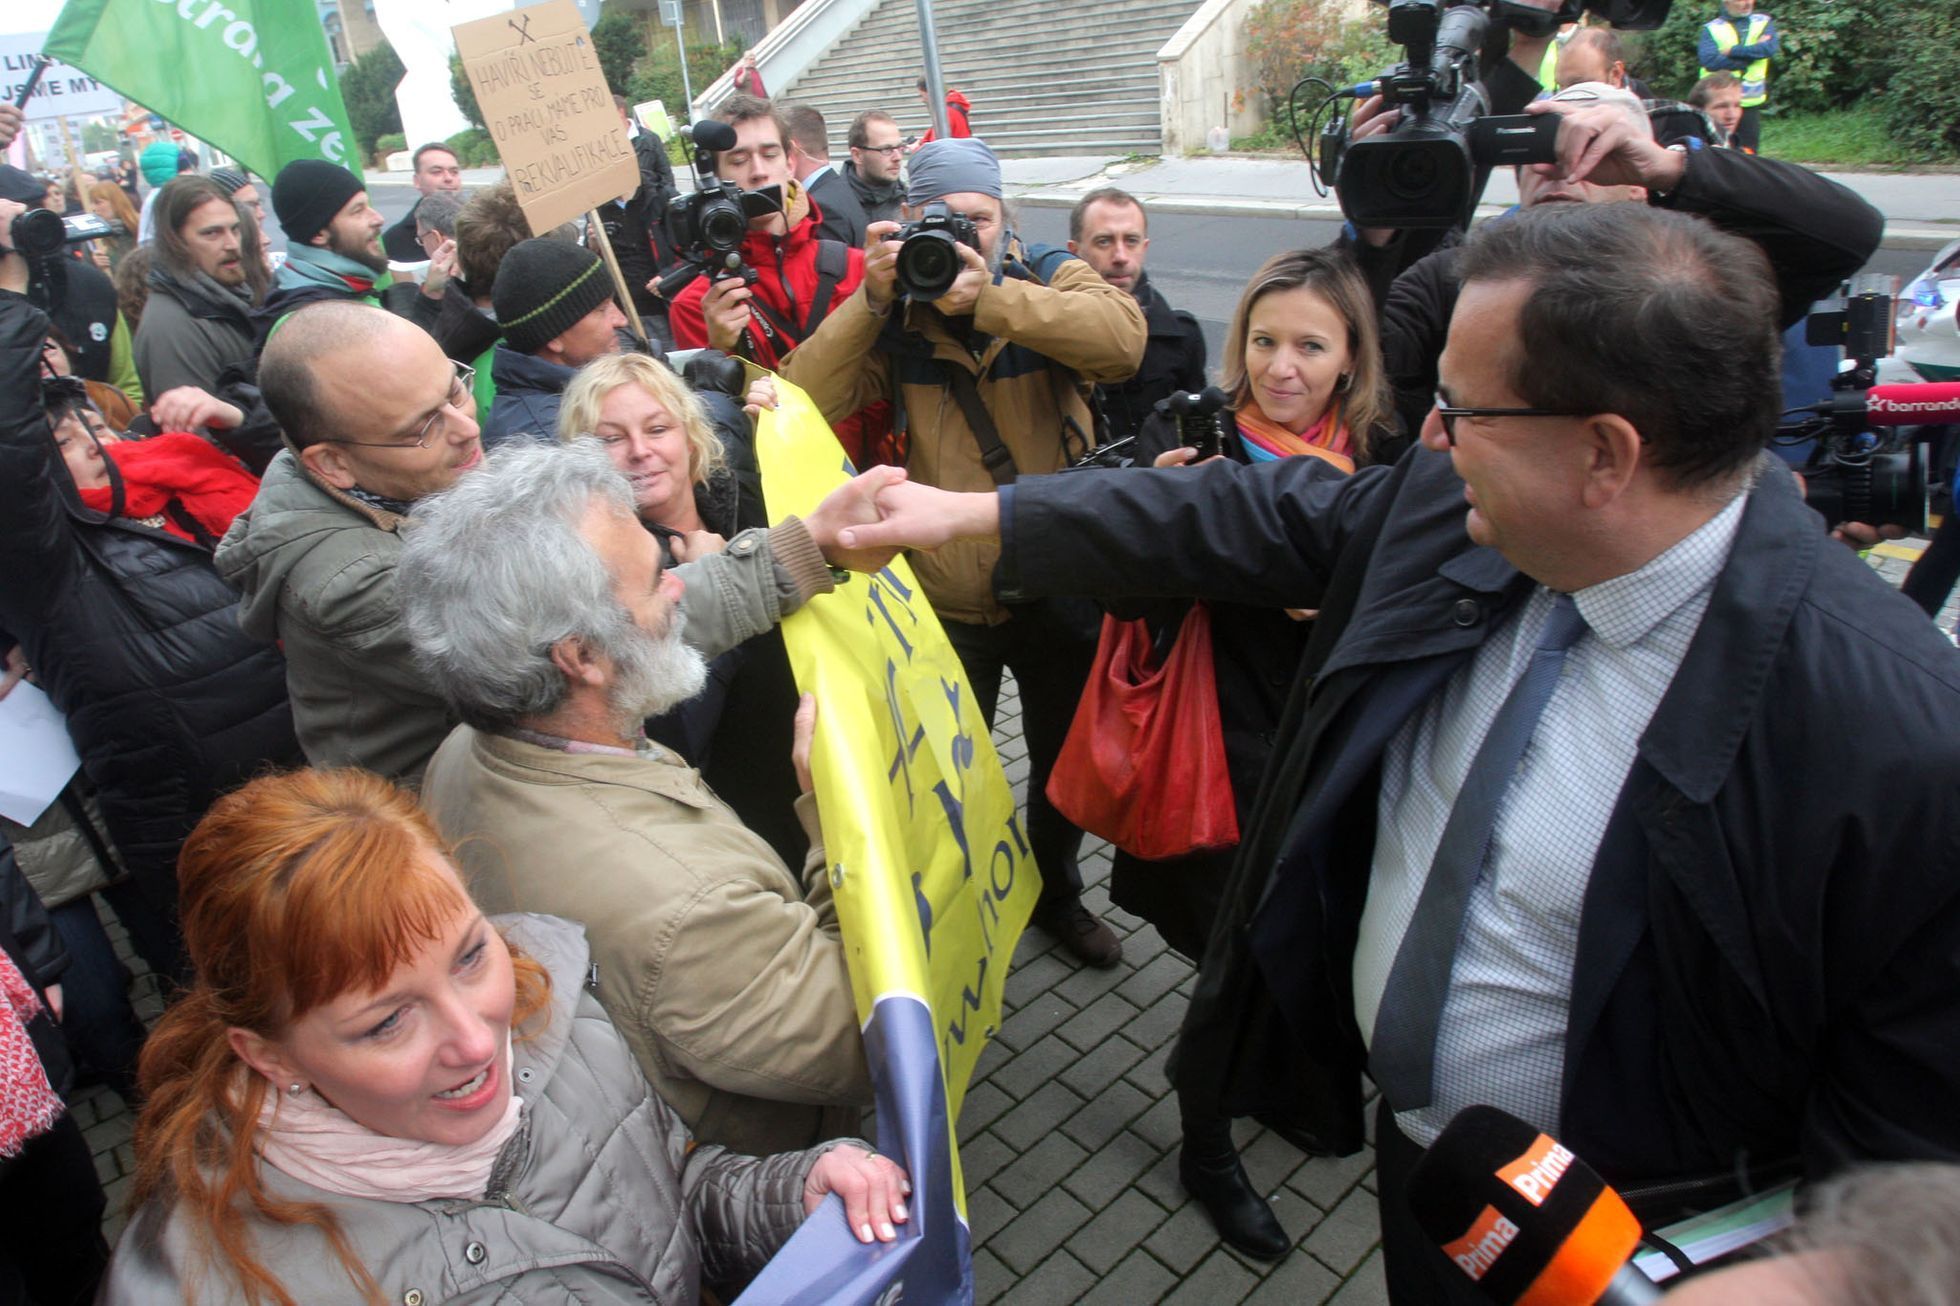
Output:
[
  {"xmin": 103, "ymin": 913, "xmax": 844, "ymax": 1303},
  {"xmin": 215, "ymin": 448, "xmax": 836, "ymax": 781},
  {"xmin": 132, "ymin": 274, "xmax": 257, "ymax": 400}
]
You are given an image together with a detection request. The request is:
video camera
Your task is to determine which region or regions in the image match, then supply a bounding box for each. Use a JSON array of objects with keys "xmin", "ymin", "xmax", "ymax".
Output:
[
  {"xmin": 1783, "ymin": 276, "xmax": 1960, "ymax": 533},
  {"xmin": 1307, "ymin": 0, "xmax": 1672, "ymax": 230},
  {"xmin": 8, "ymin": 209, "xmax": 123, "ymax": 262},
  {"xmin": 893, "ymin": 202, "xmax": 980, "ymax": 300},
  {"xmin": 653, "ymin": 120, "xmax": 784, "ymax": 302}
]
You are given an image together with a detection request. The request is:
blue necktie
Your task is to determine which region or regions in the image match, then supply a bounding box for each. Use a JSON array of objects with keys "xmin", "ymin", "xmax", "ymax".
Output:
[{"xmin": 1370, "ymin": 594, "xmax": 1589, "ymax": 1112}]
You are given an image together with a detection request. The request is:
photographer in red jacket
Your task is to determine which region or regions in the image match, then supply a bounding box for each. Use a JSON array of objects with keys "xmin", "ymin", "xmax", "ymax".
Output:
[{"xmin": 668, "ymin": 94, "xmax": 894, "ymax": 463}]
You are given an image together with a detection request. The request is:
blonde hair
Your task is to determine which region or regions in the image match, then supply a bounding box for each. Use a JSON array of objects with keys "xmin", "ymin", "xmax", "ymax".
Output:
[
  {"xmin": 555, "ymin": 353, "xmax": 726, "ymax": 492},
  {"xmin": 1222, "ymin": 248, "xmax": 1389, "ymax": 460}
]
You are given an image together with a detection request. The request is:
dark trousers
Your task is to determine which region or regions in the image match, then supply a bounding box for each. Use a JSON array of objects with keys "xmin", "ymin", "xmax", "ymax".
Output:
[
  {"xmin": 46, "ymin": 897, "xmax": 147, "ymax": 1104},
  {"xmin": 940, "ymin": 598, "xmax": 1097, "ymax": 910},
  {"xmin": 0, "ymin": 1114, "xmax": 109, "ymax": 1306},
  {"xmin": 1735, "ymin": 105, "xmax": 1763, "ymax": 152},
  {"xmin": 1374, "ymin": 1100, "xmax": 1490, "ymax": 1305}
]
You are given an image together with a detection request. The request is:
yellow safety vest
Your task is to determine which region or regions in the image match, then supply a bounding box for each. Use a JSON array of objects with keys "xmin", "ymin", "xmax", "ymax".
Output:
[
  {"xmin": 1539, "ymin": 40, "xmax": 1561, "ymax": 92},
  {"xmin": 1701, "ymin": 13, "xmax": 1771, "ymax": 107}
]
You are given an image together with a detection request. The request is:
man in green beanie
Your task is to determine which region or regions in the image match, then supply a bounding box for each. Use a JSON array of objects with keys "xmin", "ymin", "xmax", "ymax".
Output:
[{"xmin": 479, "ymin": 236, "xmax": 628, "ymax": 448}]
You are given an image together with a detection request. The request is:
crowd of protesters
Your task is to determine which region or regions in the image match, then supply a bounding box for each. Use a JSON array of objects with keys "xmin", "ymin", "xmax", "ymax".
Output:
[{"xmin": 0, "ymin": 13, "xmax": 1958, "ymax": 1300}]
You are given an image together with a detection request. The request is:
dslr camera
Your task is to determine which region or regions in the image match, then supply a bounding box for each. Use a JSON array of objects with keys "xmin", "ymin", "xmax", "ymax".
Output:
[
  {"xmin": 894, "ymin": 202, "xmax": 980, "ymax": 300},
  {"xmin": 1314, "ymin": 0, "xmax": 1672, "ymax": 230},
  {"xmin": 654, "ymin": 120, "xmax": 784, "ymax": 301}
]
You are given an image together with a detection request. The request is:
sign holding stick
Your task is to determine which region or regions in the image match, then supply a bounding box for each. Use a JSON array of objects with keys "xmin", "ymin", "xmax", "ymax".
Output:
[{"xmin": 453, "ymin": 0, "xmax": 640, "ymax": 237}]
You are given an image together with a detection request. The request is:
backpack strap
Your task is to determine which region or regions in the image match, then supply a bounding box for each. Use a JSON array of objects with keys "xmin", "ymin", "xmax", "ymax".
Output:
[{"xmin": 801, "ymin": 239, "xmax": 850, "ymax": 339}]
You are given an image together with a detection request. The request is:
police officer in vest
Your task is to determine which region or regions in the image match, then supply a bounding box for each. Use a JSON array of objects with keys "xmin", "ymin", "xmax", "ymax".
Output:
[{"xmin": 1697, "ymin": 0, "xmax": 1780, "ymax": 152}]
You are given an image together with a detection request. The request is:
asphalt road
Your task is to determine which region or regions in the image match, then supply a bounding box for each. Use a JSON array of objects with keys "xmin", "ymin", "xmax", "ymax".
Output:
[
  {"xmin": 368, "ymin": 185, "xmax": 1933, "ymax": 379},
  {"xmin": 1011, "ymin": 207, "xmax": 1933, "ymax": 377}
]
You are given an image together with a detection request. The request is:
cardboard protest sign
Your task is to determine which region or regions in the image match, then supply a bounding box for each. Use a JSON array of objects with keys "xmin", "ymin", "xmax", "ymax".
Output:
[{"xmin": 452, "ymin": 0, "xmax": 639, "ymax": 234}]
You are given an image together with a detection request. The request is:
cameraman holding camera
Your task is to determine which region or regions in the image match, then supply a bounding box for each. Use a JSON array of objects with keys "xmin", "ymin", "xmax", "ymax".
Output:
[
  {"xmin": 781, "ymin": 138, "xmax": 1146, "ymax": 968},
  {"xmin": 667, "ymin": 94, "xmax": 894, "ymax": 464},
  {"xmin": 1370, "ymin": 82, "xmax": 1884, "ymax": 441}
]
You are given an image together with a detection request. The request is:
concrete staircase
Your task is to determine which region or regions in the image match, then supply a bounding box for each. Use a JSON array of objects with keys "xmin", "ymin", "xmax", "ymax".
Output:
[{"xmin": 777, "ymin": 0, "xmax": 1198, "ymax": 157}]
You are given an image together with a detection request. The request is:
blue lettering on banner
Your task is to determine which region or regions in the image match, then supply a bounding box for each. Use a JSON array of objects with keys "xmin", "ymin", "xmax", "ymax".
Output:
[
  {"xmin": 944, "ymin": 813, "xmax": 1028, "ymax": 1055},
  {"xmin": 866, "ymin": 566, "xmax": 919, "ymax": 662}
]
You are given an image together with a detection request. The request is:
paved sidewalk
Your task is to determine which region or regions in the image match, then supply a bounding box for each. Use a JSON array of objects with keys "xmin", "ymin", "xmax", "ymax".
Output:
[{"xmin": 73, "ymin": 549, "xmax": 1959, "ymax": 1300}]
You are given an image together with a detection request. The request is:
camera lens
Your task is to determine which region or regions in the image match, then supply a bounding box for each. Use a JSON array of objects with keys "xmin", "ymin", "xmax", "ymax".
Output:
[
  {"xmin": 10, "ymin": 209, "xmax": 67, "ymax": 261},
  {"xmin": 1384, "ymin": 149, "xmax": 1440, "ymax": 202},
  {"xmin": 700, "ymin": 202, "xmax": 746, "ymax": 254},
  {"xmin": 896, "ymin": 232, "xmax": 960, "ymax": 300}
]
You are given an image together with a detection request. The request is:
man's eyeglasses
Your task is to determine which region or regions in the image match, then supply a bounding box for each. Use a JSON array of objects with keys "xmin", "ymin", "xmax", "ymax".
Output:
[
  {"xmin": 1431, "ymin": 392, "xmax": 1594, "ymax": 447},
  {"xmin": 857, "ymin": 143, "xmax": 905, "ymax": 157},
  {"xmin": 327, "ymin": 362, "xmax": 476, "ymax": 450}
]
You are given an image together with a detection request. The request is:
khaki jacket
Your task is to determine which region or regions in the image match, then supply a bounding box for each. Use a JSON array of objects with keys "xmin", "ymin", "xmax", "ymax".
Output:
[
  {"xmin": 421, "ymin": 728, "xmax": 871, "ymax": 1156},
  {"xmin": 782, "ymin": 246, "xmax": 1145, "ymax": 624},
  {"xmin": 104, "ymin": 914, "xmax": 843, "ymax": 1304}
]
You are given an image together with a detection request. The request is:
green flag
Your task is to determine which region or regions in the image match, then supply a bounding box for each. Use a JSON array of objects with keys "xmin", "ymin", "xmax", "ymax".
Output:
[{"xmin": 45, "ymin": 0, "xmax": 361, "ymax": 183}]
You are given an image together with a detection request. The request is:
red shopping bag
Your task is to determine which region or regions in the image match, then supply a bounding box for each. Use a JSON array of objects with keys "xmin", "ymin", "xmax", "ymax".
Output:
[{"xmin": 1045, "ymin": 606, "xmax": 1239, "ymax": 860}]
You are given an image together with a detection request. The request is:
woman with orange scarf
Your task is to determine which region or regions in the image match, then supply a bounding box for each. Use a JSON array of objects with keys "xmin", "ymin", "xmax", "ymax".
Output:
[{"xmin": 1112, "ymin": 247, "xmax": 1398, "ymax": 1260}]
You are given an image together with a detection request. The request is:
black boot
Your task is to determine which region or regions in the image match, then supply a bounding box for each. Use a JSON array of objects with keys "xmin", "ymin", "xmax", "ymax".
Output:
[{"xmin": 1178, "ymin": 1109, "xmax": 1290, "ymax": 1261}]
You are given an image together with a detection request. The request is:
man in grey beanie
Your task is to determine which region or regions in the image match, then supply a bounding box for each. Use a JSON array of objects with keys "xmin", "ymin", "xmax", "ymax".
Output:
[{"xmin": 783, "ymin": 136, "xmax": 1148, "ymax": 970}]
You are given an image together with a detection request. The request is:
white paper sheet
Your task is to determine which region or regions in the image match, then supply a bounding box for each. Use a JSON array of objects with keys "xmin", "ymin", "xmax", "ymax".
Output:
[{"xmin": 0, "ymin": 683, "xmax": 82, "ymax": 826}]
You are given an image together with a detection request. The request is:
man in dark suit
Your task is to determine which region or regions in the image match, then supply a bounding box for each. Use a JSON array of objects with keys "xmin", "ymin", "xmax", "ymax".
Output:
[
  {"xmin": 839, "ymin": 198, "xmax": 1960, "ymax": 1294},
  {"xmin": 784, "ymin": 103, "xmax": 869, "ymax": 248},
  {"xmin": 381, "ymin": 143, "xmax": 464, "ymax": 263}
]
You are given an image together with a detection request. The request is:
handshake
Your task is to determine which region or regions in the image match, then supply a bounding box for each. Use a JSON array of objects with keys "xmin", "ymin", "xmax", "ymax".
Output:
[{"xmin": 800, "ymin": 466, "xmax": 1003, "ymax": 574}]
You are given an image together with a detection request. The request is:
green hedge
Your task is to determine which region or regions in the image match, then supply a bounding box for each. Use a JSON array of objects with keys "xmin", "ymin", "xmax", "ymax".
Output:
[
  {"xmin": 442, "ymin": 127, "xmax": 501, "ymax": 168},
  {"xmin": 1883, "ymin": 0, "xmax": 1960, "ymax": 158},
  {"xmin": 338, "ymin": 42, "xmax": 405, "ymax": 161}
]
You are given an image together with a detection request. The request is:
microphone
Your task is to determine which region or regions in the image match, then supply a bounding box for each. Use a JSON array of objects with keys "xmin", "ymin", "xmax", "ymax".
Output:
[
  {"xmin": 1408, "ymin": 1106, "xmax": 1661, "ymax": 1305},
  {"xmin": 689, "ymin": 119, "xmax": 738, "ymax": 151},
  {"xmin": 1808, "ymin": 382, "xmax": 1960, "ymax": 428}
]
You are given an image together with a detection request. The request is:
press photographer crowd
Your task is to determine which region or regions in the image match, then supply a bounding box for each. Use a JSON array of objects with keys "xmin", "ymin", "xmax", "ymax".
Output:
[{"xmin": 1, "ymin": 0, "xmax": 1958, "ymax": 1297}]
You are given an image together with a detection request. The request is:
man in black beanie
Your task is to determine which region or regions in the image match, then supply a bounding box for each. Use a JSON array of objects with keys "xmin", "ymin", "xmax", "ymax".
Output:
[
  {"xmin": 480, "ymin": 237, "xmax": 629, "ymax": 448},
  {"xmin": 255, "ymin": 158, "xmax": 391, "ymax": 344}
]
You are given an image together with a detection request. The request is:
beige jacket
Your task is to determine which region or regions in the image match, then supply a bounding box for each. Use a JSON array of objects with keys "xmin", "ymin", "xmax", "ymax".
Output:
[
  {"xmin": 421, "ymin": 727, "xmax": 871, "ymax": 1156},
  {"xmin": 781, "ymin": 245, "xmax": 1146, "ymax": 624}
]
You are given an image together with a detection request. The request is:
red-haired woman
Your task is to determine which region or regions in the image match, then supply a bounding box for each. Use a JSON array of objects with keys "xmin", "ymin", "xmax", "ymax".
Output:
[{"xmin": 104, "ymin": 769, "xmax": 908, "ymax": 1304}]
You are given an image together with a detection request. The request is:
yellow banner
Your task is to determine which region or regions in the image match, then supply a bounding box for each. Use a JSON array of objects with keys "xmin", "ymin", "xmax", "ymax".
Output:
[{"xmin": 751, "ymin": 370, "xmax": 1037, "ymax": 1215}]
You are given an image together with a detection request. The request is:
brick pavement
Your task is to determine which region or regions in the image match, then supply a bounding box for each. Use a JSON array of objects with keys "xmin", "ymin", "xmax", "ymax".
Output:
[{"xmin": 71, "ymin": 542, "xmax": 1960, "ymax": 1300}]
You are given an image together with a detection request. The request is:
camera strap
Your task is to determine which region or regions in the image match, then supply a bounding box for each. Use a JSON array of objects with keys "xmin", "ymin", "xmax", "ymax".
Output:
[{"xmin": 944, "ymin": 365, "xmax": 1019, "ymax": 485}]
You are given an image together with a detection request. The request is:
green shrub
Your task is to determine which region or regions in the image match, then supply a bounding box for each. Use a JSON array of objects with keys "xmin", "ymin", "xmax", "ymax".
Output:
[
  {"xmin": 1244, "ymin": 0, "xmax": 1395, "ymax": 132},
  {"xmin": 442, "ymin": 127, "xmax": 500, "ymax": 168},
  {"xmin": 1883, "ymin": 0, "xmax": 1960, "ymax": 159},
  {"xmin": 625, "ymin": 36, "xmax": 743, "ymax": 118},
  {"xmin": 592, "ymin": 4, "xmax": 647, "ymax": 95},
  {"xmin": 338, "ymin": 42, "xmax": 405, "ymax": 160},
  {"xmin": 1629, "ymin": 0, "xmax": 1884, "ymax": 112},
  {"xmin": 450, "ymin": 53, "xmax": 484, "ymax": 131},
  {"xmin": 375, "ymin": 132, "xmax": 407, "ymax": 156}
]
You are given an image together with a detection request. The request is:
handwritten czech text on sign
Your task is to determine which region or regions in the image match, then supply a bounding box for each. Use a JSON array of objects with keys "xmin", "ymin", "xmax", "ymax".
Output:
[{"xmin": 452, "ymin": 0, "xmax": 639, "ymax": 235}]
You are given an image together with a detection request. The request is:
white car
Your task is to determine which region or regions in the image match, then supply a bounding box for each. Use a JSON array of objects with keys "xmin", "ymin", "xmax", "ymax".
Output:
[{"xmin": 1881, "ymin": 239, "xmax": 1960, "ymax": 385}]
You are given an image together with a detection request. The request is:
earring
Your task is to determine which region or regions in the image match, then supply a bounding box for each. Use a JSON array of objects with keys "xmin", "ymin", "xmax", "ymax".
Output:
[{"xmin": 287, "ymin": 1082, "xmax": 304, "ymax": 1096}]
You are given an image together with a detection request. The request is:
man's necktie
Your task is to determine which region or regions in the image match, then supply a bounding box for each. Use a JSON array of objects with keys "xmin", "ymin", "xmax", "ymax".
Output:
[{"xmin": 1369, "ymin": 594, "xmax": 1589, "ymax": 1112}]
